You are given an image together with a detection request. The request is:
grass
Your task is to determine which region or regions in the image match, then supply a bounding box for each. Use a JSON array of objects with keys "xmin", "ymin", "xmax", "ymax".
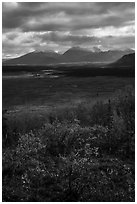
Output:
[
  {"xmin": 3, "ymin": 75, "xmax": 134, "ymax": 108},
  {"xmin": 2, "ymin": 85, "xmax": 135, "ymax": 202},
  {"xmin": 2, "ymin": 74, "xmax": 134, "ymax": 135},
  {"xmin": 2, "ymin": 66, "xmax": 135, "ymax": 201}
]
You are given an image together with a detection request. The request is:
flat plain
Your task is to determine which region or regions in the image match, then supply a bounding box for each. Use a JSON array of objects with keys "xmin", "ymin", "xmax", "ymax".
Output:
[{"xmin": 2, "ymin": 65, "xmax": 134, "ymax": 109}]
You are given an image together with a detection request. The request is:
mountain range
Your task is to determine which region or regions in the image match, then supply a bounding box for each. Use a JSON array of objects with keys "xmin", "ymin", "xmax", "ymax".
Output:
[{"xmin": 3, "ymin": 47, "xmax": 135, "ymax": 65}]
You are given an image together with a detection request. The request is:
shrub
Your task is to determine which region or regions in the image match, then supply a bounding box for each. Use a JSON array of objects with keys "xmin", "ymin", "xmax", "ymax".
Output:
[
  {"xmin": 89, "ymin": 99, "xmax": 113, "ymax": 126},
  {"xmin": 2, "ymin": 110, "xmax": 8, "ymax": 146},
  {"xmin": 2, "ymin": 85, "xmax": 135, "ymax": 201}
]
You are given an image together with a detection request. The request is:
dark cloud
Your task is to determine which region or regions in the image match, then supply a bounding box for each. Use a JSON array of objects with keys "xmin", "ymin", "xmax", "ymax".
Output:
[
  {"xmin": 2, "ymin": 2, "xmax": 135, "ymax": 58},
  {"xmin": 2, "ymin": 2, "xmax": 134, "ymax": 31}
]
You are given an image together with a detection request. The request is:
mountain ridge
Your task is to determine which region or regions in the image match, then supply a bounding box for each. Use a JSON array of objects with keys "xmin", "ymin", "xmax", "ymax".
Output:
[{"xmin": 3, "ymin": 47, "xmax": 135, "ymax": 65}]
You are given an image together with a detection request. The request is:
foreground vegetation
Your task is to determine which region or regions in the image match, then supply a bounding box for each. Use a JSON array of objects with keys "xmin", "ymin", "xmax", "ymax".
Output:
[{"xmin": 3, "ymin": 85, "xmax": 135, "ymax": 202}]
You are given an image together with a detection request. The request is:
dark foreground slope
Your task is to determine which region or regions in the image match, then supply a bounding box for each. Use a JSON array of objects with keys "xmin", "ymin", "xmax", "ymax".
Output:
[{"xmin": 112, "ymin": 53, "xmax": 135, "ymax": 67}]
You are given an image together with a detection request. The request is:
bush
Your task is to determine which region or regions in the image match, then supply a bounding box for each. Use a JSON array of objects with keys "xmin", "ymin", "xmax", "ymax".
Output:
[
  {"xmin": 2, "ymin": 110, "xmax": 8, "ymax": 146},
  {"xmin": 2, "ymin": 85, "xmax": 135, "ymax": 201}
]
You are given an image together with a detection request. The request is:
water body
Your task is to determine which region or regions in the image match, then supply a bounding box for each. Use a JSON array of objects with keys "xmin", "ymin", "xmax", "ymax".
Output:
[{"xmin": 2, "ymin": 69, "xmax": 61, "ymax": 79}]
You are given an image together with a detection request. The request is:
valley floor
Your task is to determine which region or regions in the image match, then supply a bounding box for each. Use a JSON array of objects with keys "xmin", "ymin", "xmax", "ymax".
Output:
[
  {"xmin": 3, "ymin": 75, "xmax": 134, "ymax": 109},
  {"xmin": 2, "ymin": 73, "xmax": 135, "ymax": 202}
]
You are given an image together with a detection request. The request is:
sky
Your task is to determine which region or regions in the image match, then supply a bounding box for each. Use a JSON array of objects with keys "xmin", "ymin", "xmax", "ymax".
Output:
[{"xmin": 2, "ymin": 2, "xmax": 135, "ymax": 59}]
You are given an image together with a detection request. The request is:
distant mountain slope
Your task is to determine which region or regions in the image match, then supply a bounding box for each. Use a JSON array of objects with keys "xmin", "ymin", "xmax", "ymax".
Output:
[
  {"xmin": 3, "ymin": 51, "xmax": 60, "ymax": 65},
  {"xmin": 61, "ymin": 47, "xmax": 134, "ymax": 63},
  {"xmin": 61, "ymin": 47, "xmax": 92, "ymax": 62},
  {"xmin": 61, "ymin": 48, "xmax": 134, "ymax": 63},
  {"xmin": 3, "ymin": 47, "xmax": 134, "ymax": 65},
  {"xmin": 110, "ymin": 53, "xmax": 135, "ymax": 68},
  {"xmin": 115, "ymin": 53, "xmax": 135, "ymax": 66},
  {"xmin": 82, "ymin": 50, "xmax": 134, "ymax": 63}
]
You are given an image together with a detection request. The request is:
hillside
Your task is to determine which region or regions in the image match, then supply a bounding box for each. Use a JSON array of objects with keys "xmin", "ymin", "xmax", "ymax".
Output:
[
  {"xmin": 115, "ymin": 53, "xmax": 135, "ymax": 66},
  {"xmin": 3, "ymin": 48, "xmax": 134, "ymax": 65},
  {"xmin": 82, "ymin": 50, "xmax": 134, "ymax": 63},
  {"xmin": 109, "ymin": 53, "xmax": 135, "ymax": 68},
  {"xmin": 60, "ymin": 48, "xmax": 134, "ymax": 63},
  {"xmin": 61, "ymin": 47, "xmax": 92, "ymax": 62},
  {"xmin": 3, "ymin": 51, "xmax": 60, "ymax": 65}
]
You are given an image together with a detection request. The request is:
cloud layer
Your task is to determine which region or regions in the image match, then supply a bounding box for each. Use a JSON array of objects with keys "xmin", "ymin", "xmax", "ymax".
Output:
[{"xmin": 2, "ymin": 2, "xmax": 135, "ymax": 58}]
